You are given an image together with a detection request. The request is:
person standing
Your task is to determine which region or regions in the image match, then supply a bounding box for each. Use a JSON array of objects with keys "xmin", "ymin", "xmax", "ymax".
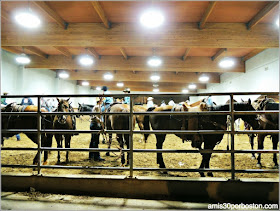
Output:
[
  {"xmin": 123, "ymin": 90, "xmax": 130, "ymax": 104},
  {"xmin": 1, "ymin": 92, "xmax": 8, "ymax": 105},
  {"xmin": 21, "ymin": 97, "xmax": 34, "ymax": 105},
  {"xmin": 147, "ymin": 97, "xmax": 154, "ymax": 108},
  {"xmin": 168, "ymin": 98, "xmax": 175, "ymax": 106}
]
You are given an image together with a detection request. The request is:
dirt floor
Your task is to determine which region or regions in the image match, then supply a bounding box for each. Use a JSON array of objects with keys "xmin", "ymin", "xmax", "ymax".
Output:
[{"xmin": 1, "ymin": 116, "xmax": 279, "ymax": 179}]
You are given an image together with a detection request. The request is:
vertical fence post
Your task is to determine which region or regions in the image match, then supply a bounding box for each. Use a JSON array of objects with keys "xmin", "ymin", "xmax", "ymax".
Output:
[
  {"xmin": 230, "ymin": 94, "xmax": 235, "ymax": 180},
  {"xmin": 129, "ymin": 94, "xmax": 134, "ymax": 178},
  {"xmin": 37, "ymin": 96, "xmax": 42, "ymax": 175}
]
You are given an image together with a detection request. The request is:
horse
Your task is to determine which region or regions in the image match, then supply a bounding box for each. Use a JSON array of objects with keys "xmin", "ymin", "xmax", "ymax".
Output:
[
  {"xmin": 77, "ymin": 103, "xmax": 95, "ymax": 118},
  {"xmin": 53, "ymin": 98, "xmax": 76, "ymax": 163},
  {"xmin": 1, "ymin": 103, "xmax": 53, "ymax": 165},
  {"xmin": 254, "ymin": 97, "xmax": 279, "ymax": 168},
  {"xmin": 133, "ymin": 105, "xmax": 150, "ymax": 143},
  {"xmin": 144, "ymin": 100, "xmax": 259, "ymax": 177}
]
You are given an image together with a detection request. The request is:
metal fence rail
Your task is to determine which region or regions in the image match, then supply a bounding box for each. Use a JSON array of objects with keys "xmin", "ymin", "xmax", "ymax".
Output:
[{"xmin": 1, "ymin": 92, "xmax": 279, "ymax": 180}]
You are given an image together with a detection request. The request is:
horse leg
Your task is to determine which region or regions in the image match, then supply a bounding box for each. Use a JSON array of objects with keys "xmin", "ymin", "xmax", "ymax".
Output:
[
  {"xmin": 55, "ymin": 134, "xmax": 62, "ymax": 164},
  {"xmin": 156, "ymin": 135, "xmax": 166, "ymax": 169},
  {"xmin": 106, "ymin": 134, "xmax": 112, "ymax": 156},
  {"xmin": 249, "ymin": 134, "xmax": 256, "ymax": 159},
  {"xmin": 117, "ymin": 134, "xmax": 125, "ymax": 166},
  {"xmin": 65, "ymin": 135, "xmax": 71, "ymax": 163},
  {"xmin": 272, "ymin": 135, "xmax": 279, "ymax": 168},
  {"xmin": 257, "ymin": 134, "xmax": 265, "ymax": 168},
  {"xmin": 124, "ymin": 134, "xmax": 130, "ymax": 165}
]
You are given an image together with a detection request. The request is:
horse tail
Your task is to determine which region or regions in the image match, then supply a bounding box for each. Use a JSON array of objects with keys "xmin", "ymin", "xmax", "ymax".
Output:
[{"xmin": 143, "ymin": 107, "xmax": 156, "ymax": 141}]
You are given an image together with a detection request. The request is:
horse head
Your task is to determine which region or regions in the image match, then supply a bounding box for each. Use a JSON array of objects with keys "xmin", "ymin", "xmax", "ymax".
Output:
[{"xmin": 57, "ymin": 98, "xmax": 71, "ymax": 124}]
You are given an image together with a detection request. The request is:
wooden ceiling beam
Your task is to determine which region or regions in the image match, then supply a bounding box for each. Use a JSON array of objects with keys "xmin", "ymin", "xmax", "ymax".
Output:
[
  {"xmin": 247, "ymin": 2, "xmax": 279, "ymax": 30},
  {"xmin": 120, "ymin": 48, "xmax": 128, "ymax": 60},
  {"xmin": 67, "ymin": 70, "xmax": 220, "ymax": 84},
  {"xmin": 2, "ymin": 23, "xmax": 278, "ymax": 48},
  {"xmin": 242, "ymin": 49, "xmax": 266, "ymax": 61},
  {"xmin": 33, "ymin": 1, "xmax": 68, "ymax": 29},
  {"xmin": 24, "ymin": 47, "xmax": 48, "ymax": 58},
  {"xmin": 86, "ymin": 81, "xmax": 207, "ymax": 90},
  {"xmin": 87, "ymin": 47, "xmax": 100, "ymax": 59},
  {"xmin": 1, "ymin": 46, "xmax": 22, "ymax": 54},
  {"xmin": 211, "ymin": 48, "xmax": 227, "ymax": 61},
  {"xmin": 182, "ymin": 48, "xmax": 191, "ymax": 61},
  {"xmin": 26, "ymin": 55, "xmax": 245, "ymax": 73},
  {"xmin": 91, "ymin": 1, "xmax": 111, "ymax": 29},
  {"xmin": 53, "ymin": 46, "xmax": 72, "ymax": 58},
  {"xmin": 198, "ymin": 1, "xmax": 217, "ymax": 29}
]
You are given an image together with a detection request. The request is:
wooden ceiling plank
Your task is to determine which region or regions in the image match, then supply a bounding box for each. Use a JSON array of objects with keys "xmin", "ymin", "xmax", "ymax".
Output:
[
  {"xmin": 33, "ymin": 1, "xmax": 68, "ymax": 29},
  {"xmin": 120, "ymin": 48, "xmax": 128, "ymax": 60},
  {"xmin": 87, "ymin": 47, "xmax": 100, "ymax": 59},
  {"xmin": 182, "ymin": 48, "xmax": 191, "ymax": 61},
  {"xmin": 247, "ymin": 2, "xmax": 279, "ymax": 30},
  {"xmin": 211, "ymin": 48, "xmax": 227, "ymax": 61},
  {"xmin": 53, "ymin": 46, "xmax": 72, "ymax": 58},
  {"xmin": 26, "ymin": 55, "xmax": 245, "ymax": 73},
  {"xmin": 91, "ymin": 1, "xmax": 110, "ymax": 29},
  {"xmin": 24, "ymin": 46, "xmax": 48, "ymax": 58},
  {"xmin": 2, "ymin": 23, "xmax": 278, "ymax": 48},
  {"xmin": 1, "ymin": 10, "xmax": 9, "ymax": 21},
  {"xmin": 242, "ymin": 49, "xmax": 266, "ymax": 61},
  {"xmin": 198, "ymin": 1, "xmax": 217, "ymax": 29},
  {"xmin": 1, "ymin": 46, "xmax": 22, "ymax": 54}
]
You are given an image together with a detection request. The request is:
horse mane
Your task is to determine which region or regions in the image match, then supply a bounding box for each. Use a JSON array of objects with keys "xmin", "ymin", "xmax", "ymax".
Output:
[{"xmin": 209, "ymin": 104, "xmax": 229, "ymax": 111}]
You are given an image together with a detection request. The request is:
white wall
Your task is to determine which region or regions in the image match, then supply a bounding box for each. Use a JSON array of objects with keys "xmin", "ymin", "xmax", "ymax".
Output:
[{"xmin": 191, "ymin": 49, "xmax": 279, "ymax": 104}]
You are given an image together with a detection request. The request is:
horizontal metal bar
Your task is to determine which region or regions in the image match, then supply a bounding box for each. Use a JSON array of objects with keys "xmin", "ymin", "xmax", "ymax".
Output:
[
  {"xmin": 2, "ymin": 147, "xmax": 278, "ymax": 154},
  {"xmin": 2, "ymin": 92, "xmax": 278, "ymax": 98}
]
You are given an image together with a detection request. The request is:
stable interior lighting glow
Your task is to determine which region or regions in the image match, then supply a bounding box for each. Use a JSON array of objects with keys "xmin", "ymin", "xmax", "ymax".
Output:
[
  {"xmin": 153, "ymin": 88, "xmax": 159, "ymax": 92},
  {"xmin": 153, "ymin": 83, "xmax": 159, "ymax": 88},
  {"xmin": 188, "ymin": 84, "xmax": 197, "ymax": 89},
  {"xmin": 147, "ymin": 56, "xmax": 162, "ymax": 67},
  {"xmin": 276, "ymin": 18, "xmax": 279, "ymax": 27},
  {"xmin": 96, "ymin": 86, "xmax": 101, "ymax": 91},
  {"xmin": 104, "ymin": 73, "xmax": 113, "ymax": 80},
  {"xmin": 82, "ymin": 81, "xmax": 89, "ymax": 86},
  {"xmin": 140, "ymin": 9, "xmax": 164, "ymax": 28},
  {"xmin": 79, "ymin": 55, "xmax": 94, "ymax": 66},
  {"xmin": 15, "ymin": 11, "xmax": 41, "ymax": 28},
  {"xmin": 219, "ymin": 57, "xmax": 235, "ymax": 68},
  {"xmin": 182, "ymin": 89, "xmax": 189, "ymax": 93},
  {"xmin": 15, "ymin": 53, "xmax": 31, "ymax": 64},
  {"xmin": 117, "ymin": 82, "xmax": 124, "ymax": 87},
  {"xmin": 150, "ymin": 75, "xmax": 160, "ymax": 81},
  {"xmin": 58, "ymin": 72, "xmax": 69, "ymax": 79},
  {"xmin": 199, "ymin": 75, "xmax": 209, "ymax": 82}
]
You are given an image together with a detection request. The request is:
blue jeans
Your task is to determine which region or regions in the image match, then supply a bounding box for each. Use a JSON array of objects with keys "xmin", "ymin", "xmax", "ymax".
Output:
[{"xmin": 16, "ymin": 134, "xmax": 20, "ymax": 141}]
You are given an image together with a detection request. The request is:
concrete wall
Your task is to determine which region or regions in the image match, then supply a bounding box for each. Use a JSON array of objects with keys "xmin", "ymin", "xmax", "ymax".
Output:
[{"xmin": 190, "ymin": 48, "xmax": 279, "ymax": 104}]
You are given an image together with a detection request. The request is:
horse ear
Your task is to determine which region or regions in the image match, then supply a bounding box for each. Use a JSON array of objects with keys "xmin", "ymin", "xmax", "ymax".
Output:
[
  {"xmin": 182, "ymin": 103, "xmax": 189, "ymax": 111},
  {"xmin": 66, "ymin": 98, "xmax": 70, "ymax": 102},
  {"xmin": 56, "ymin": 97, "xmax": 60, "ymax": 102},
  {"xmin": 248, "ymin": 98, "xmax": 251, "ymax": 105},
  {"xmin": 78, "ymin": 103, "xmax": 81, "ymax": 106},
  {"xmin": 241, "ymin": 98, "xmax": 244, "ymax": 102}
]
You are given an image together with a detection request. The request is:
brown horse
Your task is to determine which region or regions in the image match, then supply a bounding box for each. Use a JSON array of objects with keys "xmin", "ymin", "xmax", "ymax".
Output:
[
  {"xmin": 133, "ymin": 105, "xmax": 149, "ymax": 143},
  {"xmin": 53, "ymin": 98, "xmax": 76, "ymax": 163},
  {"xmin": 108, "ymin": 104, "xmax": 136, "ymax": 165},
  {"xmin": 1, "ymin": 103, "xmax": 53, "ymax": 165}
]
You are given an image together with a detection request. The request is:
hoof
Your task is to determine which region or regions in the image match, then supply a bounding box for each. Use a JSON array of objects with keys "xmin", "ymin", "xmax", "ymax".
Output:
[
  {"xmin": 256, "ymin": 164, "xmax": 262, "ymax": 168},
  {"xmin": 43, "ymin": 161, "xmax": 48, "ymax": 165},
  {"xmin": 207, "ymin": 172, "xmax": 214, "ymax": 177},
  {"xmin": 105, "ymin": 152, "xmax": 110, "ymax": 156},
  {"xmin": 251, "ymin": 156, "xmax": 256, "ymax": 160},
  {"xmin": 273, "ymin": 165, "xmax": 279, "ymax": 169}
]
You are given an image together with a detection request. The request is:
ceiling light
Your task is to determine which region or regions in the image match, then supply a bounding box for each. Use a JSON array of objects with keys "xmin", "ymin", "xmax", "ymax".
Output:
[
  {"xmin": 117, "ymin": 82, "xmax": 124, "ymax": 87},
  {"xmin": 153, "ymin": 83, "xmax": 159, "ymax": 88},
  {"xmin": 153, "ymin": 88, "xmax": 159, "ymax": 92},
  {"xmin": 58, "ymin": 71, "xmax": 69, "ymax": 79},
  {"xmin": 96, "ymin": 86, "xmax": 101, "ymax": 91},
  {"xmin": 276, "ymin": 18, "xmax": 279, "ymax": 27},
  {"xmin": 15, "ymin": 11, "xmax": 41, "ymax": 28},
  {"xmin": 147, "ymin": 56, "xmax": 162, "ymax": 67},
  {"xmin": 140, "ymin": 9, "xmax": 164, "ymax": 28},
  {"xmin": 15, "ymin": 53, "xmax": 31, "ymax": 64},
  {"xmin": 188, "ymin": 84, "xmax": 197, "ymax": 89},
  {"xmin": 219, "ymin": 57, "xmax": 235, "ymax": 68},
  {"xmin": 182, "ymin": 89, "xmax": 189, "ymax": 93},
  {"xmin": 82, "ymin": 81, "xmax": 89, "ymax": 86},
  {"xmin": 199, "ymin": 75, "xmax": 209, "ymax": 82},
  {"xmin": 104, "ymin": 73, "xmax": 113, "ymax": 80},
  {"xmin": 150, "ymin": 75, "xmax": 160, "ymax": 81},
  {"xmin": 79, "ymin": 55, "xmax": 94, "ymax": 66}
]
